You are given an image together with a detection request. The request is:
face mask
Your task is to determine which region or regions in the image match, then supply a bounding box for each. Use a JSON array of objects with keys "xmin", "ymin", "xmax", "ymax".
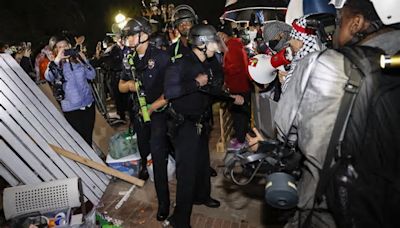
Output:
[
  {"xmin": 248, "ymin": 30, "xmax": 257, "ymax": 42},
  {"xmin": 268, "ymin": 40, "xmax": 280, "ymax": 50},
  {"xmin": 269, "ymin": 39, "xmax": 287, "ymax": 52}
]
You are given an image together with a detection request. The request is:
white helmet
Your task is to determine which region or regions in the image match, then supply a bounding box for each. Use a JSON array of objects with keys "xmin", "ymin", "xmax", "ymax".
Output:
[
  {"xmin": 329, "ymin": 0, "xmax": 400, "ymax": 25},
  {"xmin": 370, "ymin": 0, "xmax": 400, "ymax": 25},
  {"xmin": 248, "ymin": 54, "xmax": 278, "ymax": 84}
]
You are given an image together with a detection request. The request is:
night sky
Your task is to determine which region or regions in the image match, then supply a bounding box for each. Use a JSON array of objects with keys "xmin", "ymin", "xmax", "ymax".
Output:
[{"xmin": 1, "ymin": 0, "xmax": 225, "ymax": 54}]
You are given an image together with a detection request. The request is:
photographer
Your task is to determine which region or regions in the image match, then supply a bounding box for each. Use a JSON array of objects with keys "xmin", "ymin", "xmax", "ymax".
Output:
[{"xmin": 45, "ymin": 37, "xmax": 96, "ymax": 146}]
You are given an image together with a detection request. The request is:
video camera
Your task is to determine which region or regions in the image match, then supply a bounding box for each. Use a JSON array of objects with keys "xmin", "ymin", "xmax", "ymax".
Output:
[{"xmin": 224, "ymin": 138, "xmax": 302, "ymax": 209}]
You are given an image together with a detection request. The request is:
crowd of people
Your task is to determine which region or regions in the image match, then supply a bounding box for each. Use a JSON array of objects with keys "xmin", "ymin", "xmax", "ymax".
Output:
[{"xmin": 1, "ymin": 0, "xmax": 399, "ymax": 227}]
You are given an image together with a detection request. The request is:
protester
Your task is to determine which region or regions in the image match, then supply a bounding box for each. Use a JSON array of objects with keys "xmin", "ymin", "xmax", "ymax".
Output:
[
  {"xmin": 281, "ymin": 15, "xmax": 322, "ymax": 93},
  {"xmin": 35, "ymin": 37, "xmax": 57, "ymax": 81},
  {"xmin": 218, "ymin": 22, "xmax": 252, "ymax": 151}
]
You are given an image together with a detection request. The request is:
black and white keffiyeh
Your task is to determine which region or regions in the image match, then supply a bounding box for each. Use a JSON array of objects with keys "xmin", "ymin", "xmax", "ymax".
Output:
[{"xmin": 282, "ymin": 16, "xmax": 321, "ymax": 93}]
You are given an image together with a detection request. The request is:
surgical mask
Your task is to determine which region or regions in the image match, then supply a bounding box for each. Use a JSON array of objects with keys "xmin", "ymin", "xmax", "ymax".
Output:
[{"xmin": 248, "ymin": 30, "xmax": 257, "ymax": 42}]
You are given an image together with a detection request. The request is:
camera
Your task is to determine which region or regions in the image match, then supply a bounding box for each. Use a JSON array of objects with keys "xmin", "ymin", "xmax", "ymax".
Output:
[
  {"xmin": 48, "ymin": 61, "xmax": 65, "ymax": 101},
  {"xmin": 53, "ymin": 79, "xmax": 65, "ymax": 101},
  {"xmin": 64, "ymin": 48, "xmax": 80, "ymax": 57},
  {"xmin": 223, "ymin": 139, "xmax": 302, "ymax": 209}
]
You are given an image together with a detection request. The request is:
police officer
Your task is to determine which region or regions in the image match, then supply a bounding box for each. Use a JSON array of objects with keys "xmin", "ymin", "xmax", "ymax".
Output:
[
  {"xmin": 164, "ymin": 24, "xmax": 244, "ymax": 228},
  {"xmin": 169, "ymin": 5, "xmax": 198, "ymax": 63},
  {"xmin": 118, "ymin": 17, "xmax": 171, "ymax": 221},
  {"xmin": 168, "ymin": 4, "xmax": 218, "ymax": 177},
  {"xmin": 93, "ymin": 35, "xmax": 129, "ymax": 121}
]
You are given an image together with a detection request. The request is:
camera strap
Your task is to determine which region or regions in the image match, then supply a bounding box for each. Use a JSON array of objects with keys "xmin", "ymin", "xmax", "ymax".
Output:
[
  {"xmin": 301, "ymin": 47, "xmax": 365, "ymax": 228},
  {"xmin": 48, "ymin": 61, "xmax": 64, "ymax": 81}
]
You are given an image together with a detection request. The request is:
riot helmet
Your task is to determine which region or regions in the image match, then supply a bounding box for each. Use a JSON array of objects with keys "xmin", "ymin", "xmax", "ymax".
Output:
[
  {"xmin": 171, "ymin": 5, "xmax": 198, "ymax": 27},
  {"xmin": 189, "ymin": 24, "xmax": 227, "ymax": 55},
  {"xmin": 122, "ymin": 17, "xmax": 153, "ymax": 37}
]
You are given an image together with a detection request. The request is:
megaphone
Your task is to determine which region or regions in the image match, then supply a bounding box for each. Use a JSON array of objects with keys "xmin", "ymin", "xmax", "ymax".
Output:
[{"xmin": 248, "ymin": 47, "xmax": 292, "ymax": 84}]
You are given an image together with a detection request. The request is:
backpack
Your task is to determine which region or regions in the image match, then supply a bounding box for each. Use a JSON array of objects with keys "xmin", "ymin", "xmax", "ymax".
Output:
[{"xmin": 310, "ymin": 46, "xmax": 400, "ymax": 228}]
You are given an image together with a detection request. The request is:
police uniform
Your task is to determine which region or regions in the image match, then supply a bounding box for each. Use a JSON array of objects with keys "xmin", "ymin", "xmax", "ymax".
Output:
[
  {"xmin": 168, "ymin": 39, "xmax": 192, "ymax": 63},
  {"xmin": 164, "ymin": 49, "xmax": 223, "ymax": 227},
  {"xmin": 120, "ymin": 45, "xmax": 171, "ymax": 210}
]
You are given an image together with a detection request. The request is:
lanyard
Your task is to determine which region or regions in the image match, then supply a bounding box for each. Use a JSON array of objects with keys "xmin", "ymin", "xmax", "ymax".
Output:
[{"xmin": 171, "ymin": 40, "xmax": 183, "ymax": 63}]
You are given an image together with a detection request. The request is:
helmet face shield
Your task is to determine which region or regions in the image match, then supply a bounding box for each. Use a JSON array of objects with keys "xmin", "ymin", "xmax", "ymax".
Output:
[
  {"xmin": 189, "ymin": 24, "xmax": 227, "ymax": 52},
  {"xmin": 177, "ymin": 20, "xmax": 193, "ymax": 37},
  {"xmin": 124, "ymin": 33, "xmax": 140, "ymax": 48},
  {"xmin": 172, "ymin": 5, "xmax": 198, "ymax": 27}
]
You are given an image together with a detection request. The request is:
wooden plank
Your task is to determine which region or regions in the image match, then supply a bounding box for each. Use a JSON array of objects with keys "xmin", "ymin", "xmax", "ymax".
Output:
[
  {"xmin": 0, "ymin": 113, "xmax": 100, "ymax": 204},
  {"xmin": 50, "ymin": 144, "xmax": 145, "ymax": 187},
  {"xmin": 0, "ymin": 163, "xmax": 20, "ymax": 187},
  {"xmin": 0, "ymin": 55, "xmax": 110, "ymax": 182},
  {"xmin": 0, "ymin": 56, "xmax": 110, "ymax": 183},
  {"xmin": 38, "ymin": 82, "xmax": 115, "ymax": 156},
  {"xmin": 0, "ymin": 93, "xmax": 106, "ymax": 195},
  {"xmin": 0, "ymin": 140, "xmax": 42, "ymax": 185}
]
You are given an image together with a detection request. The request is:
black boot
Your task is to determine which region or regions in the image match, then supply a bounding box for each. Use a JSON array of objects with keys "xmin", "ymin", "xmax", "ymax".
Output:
[
  {"xmin": 138, "ymin": 166, "xmax": 149, "ymax": 181},
  {"xmin": 157, "ymin": 203, "xmax": 169, "ymax": 221},
  {"xmin": 193, "ymin": 197, "xmax": 220, "ymax": 208}
]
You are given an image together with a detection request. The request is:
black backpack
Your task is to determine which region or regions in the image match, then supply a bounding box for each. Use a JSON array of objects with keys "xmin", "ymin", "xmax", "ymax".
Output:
[{"xmin": 309, "ymin": 46, "xmax": 400, "ymax": 228}]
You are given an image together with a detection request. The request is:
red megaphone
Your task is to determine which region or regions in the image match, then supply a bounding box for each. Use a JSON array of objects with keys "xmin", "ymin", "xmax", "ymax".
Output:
[{"xmin": 270, "ymin": 47, "xmax": 292, "ymax": 68}]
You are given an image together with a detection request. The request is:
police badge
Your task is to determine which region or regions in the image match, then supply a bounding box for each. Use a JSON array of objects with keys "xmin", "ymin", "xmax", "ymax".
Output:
[{"xmin": 148, "ymin": 59, "xmax": 155, "ymax": 69}]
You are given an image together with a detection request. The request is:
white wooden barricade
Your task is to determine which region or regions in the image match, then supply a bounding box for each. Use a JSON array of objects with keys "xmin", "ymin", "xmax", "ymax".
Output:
[{"xmin": 0, "ymin": 54, "xmax": 110, "ymax": 205}]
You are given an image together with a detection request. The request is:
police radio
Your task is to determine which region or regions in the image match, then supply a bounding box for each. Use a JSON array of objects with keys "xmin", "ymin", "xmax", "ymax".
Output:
[{"xmin": 124, "ymin": 52, "xmax": 151, "ymax": 123}]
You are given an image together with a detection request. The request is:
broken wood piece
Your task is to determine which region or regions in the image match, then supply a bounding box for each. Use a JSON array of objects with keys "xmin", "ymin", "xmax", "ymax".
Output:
[
  {"xmin": 115, "ymin": 185, "xmax": 136, "ymax": 210},
  {"xmin": 49, "ymin": 144, "xmax": 144, "ymax": 187}
]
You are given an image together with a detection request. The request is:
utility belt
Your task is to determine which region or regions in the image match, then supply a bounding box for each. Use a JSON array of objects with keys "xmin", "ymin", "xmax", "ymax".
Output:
[{"xmin": 166, "ymin": 105, "xmax": 211, "ymax": 138}]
